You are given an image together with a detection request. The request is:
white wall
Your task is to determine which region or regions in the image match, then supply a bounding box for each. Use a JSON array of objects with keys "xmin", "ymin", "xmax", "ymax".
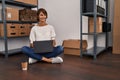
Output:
[
  {"xmin": 39, "ymin": 0, "xmax": 82, "ymax": 45},
  {"xmin": 38, "ymin": 0, "xmax": 107, "ymax": 48}
]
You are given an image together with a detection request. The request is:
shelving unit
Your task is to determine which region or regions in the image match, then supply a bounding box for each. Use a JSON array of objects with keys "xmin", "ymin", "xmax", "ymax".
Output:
[
  {"xmin": 0, "ymin": 0, "xmax": 38, "ymax": 58},
  {"xmin": 80, "ymin": 0, "xmax": 109, "ymax": 59}
]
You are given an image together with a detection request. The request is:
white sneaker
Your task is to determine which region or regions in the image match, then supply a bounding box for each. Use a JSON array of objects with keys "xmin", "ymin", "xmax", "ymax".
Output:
[
  {"xmin": 28, "ymin": 58, "xmax": 37, "ymax": 64},
  {"xmin": 51, "ymin": 57, "xmax": 63, "ymax": 64}
]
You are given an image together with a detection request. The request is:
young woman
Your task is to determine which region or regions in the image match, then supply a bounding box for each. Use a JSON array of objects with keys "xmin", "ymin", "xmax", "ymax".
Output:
[{"xmin": 21, "ymin": 8, "xmax": 63, "ymax": 64}]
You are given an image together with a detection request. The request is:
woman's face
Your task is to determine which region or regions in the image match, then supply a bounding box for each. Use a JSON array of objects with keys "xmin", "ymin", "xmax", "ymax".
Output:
[{"xmin": 39, "ymin": 12, "xmax": 47, "ymax": 22}]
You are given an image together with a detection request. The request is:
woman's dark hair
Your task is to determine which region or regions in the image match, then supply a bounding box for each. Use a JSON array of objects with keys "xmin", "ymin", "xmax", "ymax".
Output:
[{"xmin": 37, "ymin": 8, "xmax": 48, "ymax": 21}]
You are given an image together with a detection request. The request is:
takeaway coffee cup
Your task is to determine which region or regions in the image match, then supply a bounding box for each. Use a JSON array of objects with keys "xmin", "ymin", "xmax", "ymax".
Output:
[{"xmin": 21, "ymin": 62, "xmax": 28, "ymax": 71}]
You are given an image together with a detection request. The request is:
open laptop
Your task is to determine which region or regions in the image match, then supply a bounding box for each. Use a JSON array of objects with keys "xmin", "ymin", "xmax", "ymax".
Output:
[{"xmin": 33, "ymin": 40, "xmax": 54, "ymax": 53}]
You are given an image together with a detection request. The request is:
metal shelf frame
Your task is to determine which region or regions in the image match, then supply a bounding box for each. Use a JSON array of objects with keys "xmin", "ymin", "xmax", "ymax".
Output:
[
  {"xmin": 80, "ymin": 0, "xmax": 109, "ymax": 60},
  {"xmin": 0, "ymin": 48, "xmax": 22, "ymax": 55},
  {"xmin": 0, "ymin": 0, "xmax": 37, "ymax": 8},
  {"xmin": 0, "ymin": 20, "xmax": 37, "ymax": 24},
  {"xmin": 82, "ymin": 12, "xmax": 107, "ymax": 18},
  {"xmin": 0, "ymin": 0, "xmax": 38, "ymax": 58},
  {"xmin": 82, "ymin": 32, "xmax": 106, "ymax": 35}
]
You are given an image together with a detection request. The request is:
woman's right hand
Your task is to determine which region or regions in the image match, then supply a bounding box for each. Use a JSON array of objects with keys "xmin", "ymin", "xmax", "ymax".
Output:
[{"xmin": 30, "ymin": 43, "xmax": 34, "ymax": 48}]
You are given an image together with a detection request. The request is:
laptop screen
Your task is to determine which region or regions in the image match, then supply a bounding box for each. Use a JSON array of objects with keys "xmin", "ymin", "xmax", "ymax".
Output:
[{"xmin": 33, "ymin": 40, "xmax": 53, "ymax": 53}]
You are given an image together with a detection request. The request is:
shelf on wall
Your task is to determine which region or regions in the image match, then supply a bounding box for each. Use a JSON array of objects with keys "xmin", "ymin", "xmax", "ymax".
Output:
[
  {"xmin": 82, "ymin": 32, "xmax": 106, "ymax": 35},
  {"xmin": 6, "ymin": 20, "xmax": 37, "ymax": 23},
  {"xmin": 0, "ymin": 36, "xmax": 29, "ymax": 39},
  {"xmin": 104, "ymin": 0, "xmax": 108, "ymax": 2},
  {"xmin": 82, "ymin": 47, "xmax": 106, "ymax": 56},
  {"xmin": 0, "ymin": 20, "xmax": 2, "ymax": 23},
  {"xmin": 0, "ymin": 48, "xmax": 22, "ymax": 55},
  {"xmin": 0, "ymin": 20, "xmax": 37, "ymax": 23},
  {"xmin": 0, "ymin": 0, "xmax": 37, "ymax": 8},
  {"xmin": 82, "ymin": 12, "xmax": 107, "ymax": 18}
]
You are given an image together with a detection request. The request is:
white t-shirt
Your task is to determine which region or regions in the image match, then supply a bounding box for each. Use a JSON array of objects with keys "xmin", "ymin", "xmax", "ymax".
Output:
[{"xmin": 29, "ymin": 24, "xmax": 56, "ymax": 43}]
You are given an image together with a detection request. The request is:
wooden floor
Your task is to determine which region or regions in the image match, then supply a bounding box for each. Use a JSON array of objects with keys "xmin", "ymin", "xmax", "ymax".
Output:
[{"xmin": 0, "ymin": 50, "xmax": 120, "ymax": 80}]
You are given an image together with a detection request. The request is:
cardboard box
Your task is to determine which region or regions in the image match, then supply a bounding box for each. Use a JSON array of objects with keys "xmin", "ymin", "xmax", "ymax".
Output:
[
  {"xmin": 19, "ymin": 9, "xmax": 37, "ymax": 21},
  {"xmin": 18, "ymin": 24, "xmax": 27, "ymax": 36},
  {"xmin": 0, "ymin": 24, "xmax": 19, "ymax": 37},
  {"xmin": 15, "ymin": 0, "xmax": 37, "ymax": 5},
  {"xmin": 63, "ymin": 39, "xmax": 88, "ymax": 56},
  {"xmin": 4, "ymin": 7, "xmax": 19, "ymax": 21},
  {"xmin": 0, "ymin": 24, "xmax": 19, "ymax": 30},
  {"xmin": 0, "ymin": 23, "xmax": 33, "ymax": 37},
  {"xmin": 18, "ymin": 24, "xmax": 28, "ymax": 30},
  {"xmin": 18, "ymin": 24, "xmax": 33, "ymax": 36},
  {"xmin": 89, "ymin": 17, "xmax": 103, "ymax": 33},
  {"xmin": 17, "ymin": 24, "xmax": 33, "ymax": 36},
  {"xmin": 64, "ymin": 48, "xmax": 80, "ymax": 56},
  {"xmin": 0, "ymin": 29, "xmax": 19, "ymax": 37},
  {"xmin": 7, "ymin": 30, "xmax": 19, "ymax": 37},
  {"xmin": 29, "ymin": 0, "xmax": 38, "ymax": 5},
  {"xmin": 89, "ymin": 17, "xmax": 102, "ymax": 25},
  {"xmin": 18, "ymin": 29, "xmax": 28, "ymax": 36},
  {"xmin": 14, "ymin": 0, "xmax": 24, "ymax": 2},
  {"xmin": 89, "ymin": 23, "xmax": 103, "ymax": 33},
  {"xmin": 26, "ymin": 24, "xmax": 33, "ymax": 35}
]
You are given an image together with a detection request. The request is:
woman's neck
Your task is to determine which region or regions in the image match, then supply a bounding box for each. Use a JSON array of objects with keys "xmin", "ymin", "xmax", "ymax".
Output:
[{"xmin": 38, "ymin": 21, "xmax": 47, "ymax": 26}]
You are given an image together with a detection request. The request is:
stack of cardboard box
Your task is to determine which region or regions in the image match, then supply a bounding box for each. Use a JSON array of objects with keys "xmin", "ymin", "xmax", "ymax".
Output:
[
  {"xmin": 0, "ymin": 24, "xmax": 33, "ymax": 37},
  {"xmin": 19, "ymin": 9, "xmax": 37, "ymax": 21},
  {"xmin": 63, "ymin": 39, "xmax": 88, "ymax": 56},
  {"xmin": 0, "ymin": 7, "xmax": 19, "ymax": 37},
  {"xmin": 18, "ymin": 24, "xmax": 27, "ymax": 36},
  {"xmin": 89, "ymin": 17, "xmax": 103, "ymax": 33}
]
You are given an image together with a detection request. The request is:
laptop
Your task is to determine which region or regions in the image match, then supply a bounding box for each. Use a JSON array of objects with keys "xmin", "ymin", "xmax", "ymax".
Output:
[{"xmin": 33, "ymin": 40, "xmax": 54, "ymax": 53}]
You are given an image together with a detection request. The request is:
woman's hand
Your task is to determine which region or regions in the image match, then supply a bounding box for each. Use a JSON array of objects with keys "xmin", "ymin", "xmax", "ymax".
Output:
[
  {"xmin": 53, "ymin": 40, "xmax": 56, "ymax": 47},
  {"xmin": 30, "ymin": 43, "xmax": 34, "ymax": 48}
]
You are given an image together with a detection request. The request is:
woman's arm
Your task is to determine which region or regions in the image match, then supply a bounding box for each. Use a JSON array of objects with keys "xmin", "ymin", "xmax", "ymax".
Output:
[
  {"xmin": 53, "ymin": 40, "xmax": 56, "ymax": 47},
  {"xmin": 29, "ymin": 27, "xmax": 35, "ymax": 48},
  {"xmin": 51, "ymin": 26, "xmax": 56, "ymax": 47}
]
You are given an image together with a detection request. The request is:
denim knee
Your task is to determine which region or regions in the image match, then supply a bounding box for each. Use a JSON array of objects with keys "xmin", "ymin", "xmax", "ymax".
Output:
[
  {"xmin": 21, "ymin": 46, "xmax": 28, "ymax": 52},
  {"xmin": 21, "ymin": 46, "xmax": 31, "ymax": 54},
  {"xmin": 56, "ymin": 45, "xmax": 64, "ymax": 53}
]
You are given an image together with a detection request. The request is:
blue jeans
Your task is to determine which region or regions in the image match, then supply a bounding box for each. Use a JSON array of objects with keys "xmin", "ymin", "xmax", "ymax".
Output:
[{"xmin": 21, "ymin": 46, "xmax": 63, "ymax": 61}]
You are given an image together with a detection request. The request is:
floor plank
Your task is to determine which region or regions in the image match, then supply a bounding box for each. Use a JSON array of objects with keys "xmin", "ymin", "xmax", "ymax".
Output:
[{"xmin": 0, "ymin": 50, "xmax": 120, "ymax": 80}]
